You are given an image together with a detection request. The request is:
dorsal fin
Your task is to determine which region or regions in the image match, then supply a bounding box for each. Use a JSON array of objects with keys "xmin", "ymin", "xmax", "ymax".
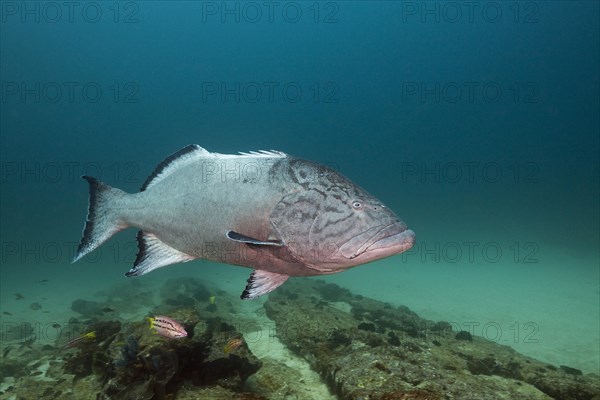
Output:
[
  {"xmin": 141, "ymin": 144, "xmax": 209, "ymax": 191},
  {"xmin": 237, "ymin": 150, "xmax": 287, "ymax": 157},
  {"xmin": 141, "ymin": 145, "xmax": 287, "ymax": 191}
]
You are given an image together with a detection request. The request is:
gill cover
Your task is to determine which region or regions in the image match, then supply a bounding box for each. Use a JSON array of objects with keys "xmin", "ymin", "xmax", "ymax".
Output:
[{"xmin": 270, "ymin": 188, "xmax": 347, "ymax": 265}]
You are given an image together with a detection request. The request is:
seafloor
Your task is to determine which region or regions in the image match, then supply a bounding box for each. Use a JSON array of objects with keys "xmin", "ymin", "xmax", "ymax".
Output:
[{"xmin": 0, "ymin": 277, "xmax": 598, "ymax": 400}]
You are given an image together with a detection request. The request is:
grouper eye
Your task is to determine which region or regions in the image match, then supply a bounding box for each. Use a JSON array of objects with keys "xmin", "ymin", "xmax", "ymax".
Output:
[{"xmin": 352, "ymin": 200, "xmax": 363, "ymax": 210}]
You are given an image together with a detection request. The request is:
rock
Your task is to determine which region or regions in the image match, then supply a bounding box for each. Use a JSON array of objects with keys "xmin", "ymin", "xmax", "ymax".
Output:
[
  {"xmin": 317, "ymin": 282, "xmax": 353, "ymax": 302},
  {"xmin": 63, "ymin": 320, "xmax": 121, "ymax": 379},
  {"xmin": 244, "ymin": 358, "xmax": 305, "ymax": 399},
  {"xmin": 560, "ymin": 365, "xmax": 583, "ymax": 376},
  {"xmin": 264, "ymin": 278, "xmax": 600, "ymax": 400},
  {"xmin": 88, "ymin": 310, "xmax": 262, "ymax": 399},
  {"xmin": 455, "ymin": 330, "xmax": 473, "ymax": 341},
  {"xmin": 71, "ymin": 299, "xmax": 104, "ymax": 317},
  {"xmin": 160, "ymin": 277, "xmax": 211, "ymax": 307},
  {"xmin": 185, "ymin": 319, "xmax": 262, "ymax": 389}
]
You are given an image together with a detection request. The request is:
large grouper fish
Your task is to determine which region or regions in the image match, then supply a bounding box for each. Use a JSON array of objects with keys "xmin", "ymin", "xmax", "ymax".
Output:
[{"xmin": 73, "ymin": 145, "xmax": 415, "ymax": 299}]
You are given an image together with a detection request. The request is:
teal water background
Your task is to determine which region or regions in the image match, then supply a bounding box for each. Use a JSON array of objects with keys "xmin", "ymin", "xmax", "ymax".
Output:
[{"xmin": 1, "ymin": 1, "xmax": 598, "ymax": 373}]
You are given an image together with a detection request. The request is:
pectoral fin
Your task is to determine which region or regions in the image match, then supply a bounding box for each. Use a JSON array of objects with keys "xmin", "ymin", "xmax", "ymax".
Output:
[
  {"xmin": 241, "ymin": 270, "xmax": 289, "ymax": 300},
  {"xmin": 226, "ymin": 230, "xmax": 283, "ymax": 247}
]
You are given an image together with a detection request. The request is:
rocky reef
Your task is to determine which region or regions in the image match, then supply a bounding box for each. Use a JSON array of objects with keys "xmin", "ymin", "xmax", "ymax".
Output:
[
  {"xmin": 264, "ymin": 279, "xmax": 600, "ymax": 400},
  {"xmin": 0, "ymin": 278, "xmax": 265, "ymax": 399},
  {"xmin": 1, "ymin": 277, "xmax": 598, "ymax": 399}
]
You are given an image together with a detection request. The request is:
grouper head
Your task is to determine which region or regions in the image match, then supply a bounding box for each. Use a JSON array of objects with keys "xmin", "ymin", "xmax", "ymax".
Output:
[{"xmin": 269, "ymin": 159, "xmax": 415, "ymax": 272}]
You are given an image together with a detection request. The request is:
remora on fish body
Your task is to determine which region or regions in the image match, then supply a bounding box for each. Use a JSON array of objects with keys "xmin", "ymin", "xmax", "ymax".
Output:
[{"xmin": 72, "ymin": 145, "xmax": 415, "ymax": 299}]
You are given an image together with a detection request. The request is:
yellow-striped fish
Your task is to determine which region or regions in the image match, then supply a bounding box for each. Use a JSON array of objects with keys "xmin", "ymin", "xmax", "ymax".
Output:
[
  {"xmin": 148, "ymin": 316, "xmax": 187, "ymax": 339},
  {"xmin": 63, "ymin": 331, "xmax": 96, "ymax": 349},
  {"xmin": 224, "ymin": 337, "xmax": 244, "ymax": 353}
]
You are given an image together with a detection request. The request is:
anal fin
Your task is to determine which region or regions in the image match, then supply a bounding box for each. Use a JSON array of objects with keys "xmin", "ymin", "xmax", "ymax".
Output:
[
  {"xmin": 126, "ymin": 231, "xmax": 195, "ymax": 277},
  {"xmin": 241, "ymin": 270, "xmax": 289, "ymax": 300}
]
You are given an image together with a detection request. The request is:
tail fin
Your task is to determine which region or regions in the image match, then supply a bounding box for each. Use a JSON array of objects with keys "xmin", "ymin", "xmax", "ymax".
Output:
[{"xmin": 72, "ymin": 176, "xmax": 128, "ymax": 263}]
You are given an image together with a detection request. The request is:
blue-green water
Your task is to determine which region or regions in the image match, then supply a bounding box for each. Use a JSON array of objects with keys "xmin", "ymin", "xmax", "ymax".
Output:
[{"xmin": 1, "ymin": 0, "xmax": 598, "ymax": 377}]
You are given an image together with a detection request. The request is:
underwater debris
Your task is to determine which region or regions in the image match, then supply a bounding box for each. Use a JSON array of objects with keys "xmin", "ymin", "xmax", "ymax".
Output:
[
  {"xmin": 14, "ymin": 293, "xmax": 24, "ymax": 300},
  {"xmin": 3, "ymin": 311, "xmax": 13, "ymax": 316},
  {"xmin": 29, "ymin": 302, "xmax": 42, "ymax": 311}
]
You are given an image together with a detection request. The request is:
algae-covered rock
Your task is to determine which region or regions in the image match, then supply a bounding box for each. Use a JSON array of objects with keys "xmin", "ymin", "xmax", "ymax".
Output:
[
  {"xmin": 160, "ymin": 277, "xmax": 211, "ymax": 308},
  {"xmin": 91, "ymin": 308, "xmax": 261, "ymax": 399},
  {"xmin": 63, "ymin": 320, "xmax": 121, "ymax": 379},
  {"xmin": 264, "ymin": 278, "xmax": 600, "ymax": 400},
  {"xmin": 71, "ymin": 299, "xmax": 104, "ymax": 317},
  {"xmin": 2, "ymin": 278, "xmax": 267, "ymax": 399}
]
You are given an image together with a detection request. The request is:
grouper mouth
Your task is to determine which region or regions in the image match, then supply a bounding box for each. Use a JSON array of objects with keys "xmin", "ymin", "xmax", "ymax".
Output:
[{"xmin": 340, "ymin": 223, "xmax": 416, "ymax": 260}]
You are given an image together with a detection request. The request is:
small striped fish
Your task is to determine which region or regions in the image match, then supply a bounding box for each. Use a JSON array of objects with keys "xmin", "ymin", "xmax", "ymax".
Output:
[
  {"xmin": 148, "ymin": 316, "xmax": 187, "ymax": 339},
  {"xmin": 224, "ymin": 337, "xmax": 244, "ymax": 353}
]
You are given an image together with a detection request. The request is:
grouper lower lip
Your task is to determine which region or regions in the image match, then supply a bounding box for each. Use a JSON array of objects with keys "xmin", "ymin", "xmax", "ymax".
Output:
[
  {"xmin": 342, "ymin": 222, "xmax": 413, "ymax": 259},
  {"xmin": 365, "ymin": 228, "xmax": 416, "ymax": 254}
]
